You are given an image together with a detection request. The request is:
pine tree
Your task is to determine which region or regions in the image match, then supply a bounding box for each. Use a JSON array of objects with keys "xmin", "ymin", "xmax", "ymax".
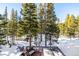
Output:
[
  {"xmin": 39, "ymin": 3, "xmax": 45, "ymax": 42},
  {"xmin": 0, "ymin": 14, "xmax": 6, "ymax": 45},
  {"xmin": 38, "ymin": 3, "xmax": 59, "ymax": 47},
  {"xmin": 16, "ymin": 13, "xmax": 25, "ymax": 37},
  {"xmin": 16, "ymin": 15, "xmax": 25, "ymax": 37},
  {"xmin": 74, "ymin": 16, "xmax": 79, "ymax": 37},
  {"xmin": 21, "ymin": 3, "xmax": 39, "ymax": 47},
  {"xmin": 15, "ymin": 10, "xmax": 18, "ymax": 39},
  {"xmin": 58, "ymin": 23, "xmax": 66, "ymax": 36},
  {"xmin": 46, "ymin": 3, "xmax": 59, "ymax": 49},
  {"xmin": 0, "ymin": 14, "xmax": 5, "ymax": 39},
  {"xmin": 3, "ymin": 6, "xmax": 8, "ymax": 42},
  {"xmin": 64, "ymin": 15, "xmax": 76, "ymax": 38},
  {"xmin": 0, "ymin": 7, "xmax": 8, "ymax": 45},
  {"xmin": 47, "ymin": 3, "xmax": 57, "ymax": 22},
  {"xmin": 8, "ymin": 9, "xmax": 17, "ymax": 45}
]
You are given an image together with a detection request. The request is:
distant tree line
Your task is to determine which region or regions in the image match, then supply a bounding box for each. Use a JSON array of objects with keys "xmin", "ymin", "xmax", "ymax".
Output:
[{"xmin": 58, "ymin": 14, "xmax": 79, "ymax": 38}]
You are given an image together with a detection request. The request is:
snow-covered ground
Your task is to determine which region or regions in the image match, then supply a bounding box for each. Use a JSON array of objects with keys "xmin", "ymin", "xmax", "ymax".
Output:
[
  {"xmin": 1, "ymin": 35, "xmax": 79, "ymax": 56},
  {"xmin": 0, "ymin": 38, "xmax": 58, "ymax": 56},
  {"xmin": 0, "ymin": 44, "xmax": 22, "ymax": 56},
  {"xmin": 58, "ymin": 40, "xmax": 79, "ymax": 56}
]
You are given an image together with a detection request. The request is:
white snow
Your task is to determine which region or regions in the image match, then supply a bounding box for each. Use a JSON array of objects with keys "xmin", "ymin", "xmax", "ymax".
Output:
[
  {"xmin": 58, "ymin": 39, "xmax": 79, "ymax": 56},
  {"xmin": 43, "ymin": 48, "xmax": 53, "ymax": 56},
  {"xmin": 1, "ymin": 35, "xmax": 79, "ymax": 56},
  {"xmin": 0, "ymin": 41, "xmax": 24, "ymax": 56}
]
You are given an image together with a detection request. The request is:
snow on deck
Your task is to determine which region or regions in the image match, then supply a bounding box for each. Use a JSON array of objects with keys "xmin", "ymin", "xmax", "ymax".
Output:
[{"xmin": 43, "ymin": 48, "xmax": 53, "ymax": 56}]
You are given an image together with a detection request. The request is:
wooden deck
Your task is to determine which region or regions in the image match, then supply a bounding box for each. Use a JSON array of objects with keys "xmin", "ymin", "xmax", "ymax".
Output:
[{"xmin": 20, "ymin": 46, "xmax": 65, "ymax": 56}]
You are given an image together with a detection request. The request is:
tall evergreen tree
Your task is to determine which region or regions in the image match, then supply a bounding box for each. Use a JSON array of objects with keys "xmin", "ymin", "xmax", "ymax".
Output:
[
  {"xmin": 46, "ymin": 3, "xmax": 59, "ymax": 49},
  {"xmin": 64, "ymin": 15, "xmax": 76, "ymax": 38},
  {"xmin": 75, "ymin": 16, "xmax": 79, "ymax": 37},
  {"xmin": 0, "ymin": 14, "xmax": 6, "ymax": 45},
  {"xmin": 15, "ymin": 10, "xmax": 18, "ymax": 39},
  {"xmin": 39, "ymin": 3, "xmax": 48, "ymax": 46},
  {"xmin": 3, "ymin": 6, "xmax": 8, "ymax": 42},
  {"xmin": 0, "ymin": 7, "xmax": 8, "ymax": 45},
  {"xmin": 21, "ymin": 3, "xmax": 39, "ymax": 47},
  {"xmin": 0, "ymin": 14, "xmax": 5, "ymax": 39},
  {"xmin": 39, "ymin": 3, "xmax": 45, "ymax": 42},
  {"xmin": 39, "ymin": 3, "xmax": 59, "ymax": 47},
  {"xmin": 8, "ymin": 9, "xmax": 17, "ymax": 45}
]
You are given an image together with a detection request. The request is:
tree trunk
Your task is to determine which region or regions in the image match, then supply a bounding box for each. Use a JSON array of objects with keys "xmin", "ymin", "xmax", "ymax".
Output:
[
  {"xmin": 6, "ymin": 35, "xmax": 8, "ymax": 44},
  {"xmin": 49, "ymin": 34, "xmax": 51, "ymax": 50},
  {"xmin": 45, "ymin": 34, "xmax": 47, "ymax": 47},
  {"xmin": 40, "ymin": 20, "xmax": 42, "ymax": 42},
  {"xmin": 29, "ymin": 36, "xmax": 32, "ymax": 48},
  {"xmin": 40, "ymin": 33, "xmax": 42, "ymax": 42},
  {"xmin": 12, "ymin": 35, "xmax": 15, "ymax": 45},
  {"xmin": 35, "ymin": 36, "xmax": 37, "ymax": 47}
]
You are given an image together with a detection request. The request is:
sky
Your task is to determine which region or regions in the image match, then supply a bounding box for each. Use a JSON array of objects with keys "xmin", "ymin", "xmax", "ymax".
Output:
[
  {"xmin": 0, "ymin": 3, "xmax": 79, "ymax": 22},
  {"xmin": 54, "ymin": 3, "xmax": 79, "ymax": 22},
  {"xmin": 0, "ymin": 3, "xmax": 22, "ymax": 19}
]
